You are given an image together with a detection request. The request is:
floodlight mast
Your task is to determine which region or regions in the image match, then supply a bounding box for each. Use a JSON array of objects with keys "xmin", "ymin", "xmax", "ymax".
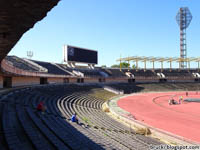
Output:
[
  {"xmin": 176, "ymin": 7, "xmax": 192, "ymax": 69},
  {"xmin": 27, "ymin": 51, "xmax": 33, "ymax": 59}
]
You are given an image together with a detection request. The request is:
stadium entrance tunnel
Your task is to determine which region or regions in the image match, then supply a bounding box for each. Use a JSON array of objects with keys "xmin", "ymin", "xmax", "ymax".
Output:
[
  {"xmin": 63, "ymin": 78, "xmax": 69, "ymax": 83},
  {"xmin": 128, "ymin": 78, "xmax": 135, "ymax": 83},
  {"xmin": 77, "ymin": 78, "xmax": 84, "ymax": 83},
  {"xmin": 40, "ymin": 77, "xmax": 48, "ymax": 85},
  {"xmin": 99, "ymin": 78, "xmax": 106, "ymax": 83},
  {"xmin": 159, "ymin": 78, "xmax": 167, "ymax": 83},
  {"xmin": 3, "ymin": 76, "xmax": 12, "ymax": 88},
  {"xmin": 194, "ymin": 78, "xmax": 200, "ymax": 82}
]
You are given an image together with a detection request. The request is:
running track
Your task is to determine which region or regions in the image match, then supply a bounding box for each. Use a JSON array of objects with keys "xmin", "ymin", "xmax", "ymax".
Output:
[{"xmin": 117, "ymin": 91, "xmax": 200, "ymax": 143}]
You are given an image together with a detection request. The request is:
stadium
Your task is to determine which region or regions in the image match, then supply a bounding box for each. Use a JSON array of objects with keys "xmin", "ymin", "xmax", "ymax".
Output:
[{"xmin": 0, "ymin": 1, "xmax": 200, "ymax": 150}]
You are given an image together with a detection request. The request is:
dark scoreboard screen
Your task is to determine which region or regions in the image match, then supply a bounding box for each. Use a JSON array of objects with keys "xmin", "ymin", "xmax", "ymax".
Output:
[{"xmin": 67, "ymin": 45, "xmax": 98, "ymax": 64}]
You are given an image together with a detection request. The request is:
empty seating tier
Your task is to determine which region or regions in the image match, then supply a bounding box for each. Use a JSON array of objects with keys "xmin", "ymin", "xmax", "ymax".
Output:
[
  {"xmin": 0, "ymin": 84, "xmax": 161, "ymax": 149},
  {"xmin": 5, "ymin": 56, "xmax": 39, "ymax": 72},
  {"xmin": 32, "ymin": 60, "xmax": 70, "ymax": 75}
]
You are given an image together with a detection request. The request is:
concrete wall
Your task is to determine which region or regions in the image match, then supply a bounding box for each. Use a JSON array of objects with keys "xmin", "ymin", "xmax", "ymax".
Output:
[
  {"xmin": 135, "ymin": 78, "xmax": 159, "ymax": 83},
  {"xmin": 12, "ymin": 76, "xmax": 40, "ymax": 87},
  {"xmin": 69, "ymin": 78, "xmax": 78, "ymax": 83},
  {"xmin": 166, "ymin": 77, "xmax": 194, "ymax": 83},
  {"xmin": 0, "ymin": 75, "xmax": 196, "ymax": 89},
  {"xmin": 47, "ymin": 77, "xmax": 64, "ymax": 84},
  {"xmin": 167, "ymin": 79, "xmax": 195, "ymax": 83},
  {"xmin": 105, "ymin": 78, "xmax": 128, "ymax": 83},
  {"xmin": 84, "ymin": 78, "xmax": 99, "ymax": 83}
]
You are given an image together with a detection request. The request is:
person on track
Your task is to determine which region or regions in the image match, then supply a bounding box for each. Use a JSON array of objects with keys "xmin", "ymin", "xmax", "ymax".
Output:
[
  {"xmin": 179, "ymin": 96, "xmax": 183, "ymax": 104},
  {"xmin": 169, "ymin": 98, "xmax": 178, "ymax": 105},
  {"xmin": 186, "ymin": 91, "xmax": 188, "ymax": 96}
]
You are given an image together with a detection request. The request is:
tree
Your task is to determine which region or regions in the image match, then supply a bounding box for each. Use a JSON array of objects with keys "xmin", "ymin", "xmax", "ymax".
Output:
[
  {"xmin": 111, "ymin": 62, "xmax": 130, "ymax": 68},
  {"xmin": 111, "ymin": 64, "xmax": 120, "ymax": 68},
  {"xmin": 132, "ymin": 64, "xmax": 136, "ymax": 69},
  {"xmin": 120, "ymin": 62, "xmax": 129, "ymax": 68},
  {"xmin": 101, "ymin": 65, "xmax": 107, "ymax": 68}
]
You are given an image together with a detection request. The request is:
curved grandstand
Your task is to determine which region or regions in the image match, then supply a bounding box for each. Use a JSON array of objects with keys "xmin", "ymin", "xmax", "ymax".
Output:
[
  {"xmin": 0, "ymin": 55, "xmax": 200, "ymax": 149},
  {"xmin": 1, "ymin": 1, "xmax": 200, "ymax": 149},
  {"xmin": 0, "ymin": 84, "xmax": 163, "ymax": 150},
  {"xmin": 1, "ymin": 82, "xmax": 200, "ymax": 149},
  {"xmin": 1, "ymin": 55, "xmax": 200, "ymax": 88}
]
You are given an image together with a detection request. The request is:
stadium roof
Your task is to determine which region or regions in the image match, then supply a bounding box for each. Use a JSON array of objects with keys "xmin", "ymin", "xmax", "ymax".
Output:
[
  {"xmin": 117, "ymin": 56, "xmax": 200, "ymax": 62},
  {"xmin": 117, "ymin": 56, "xmax": 200, "ymax": 69},
  {"xmin": 0, "ymin": 0, "xmax": 60, "ymax": 62}
]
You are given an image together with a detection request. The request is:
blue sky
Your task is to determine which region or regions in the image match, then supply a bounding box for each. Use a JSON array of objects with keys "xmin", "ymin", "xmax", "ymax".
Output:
[{"xmin": 9, "ymin": 0, "xmax": 200, "ymax": 68}]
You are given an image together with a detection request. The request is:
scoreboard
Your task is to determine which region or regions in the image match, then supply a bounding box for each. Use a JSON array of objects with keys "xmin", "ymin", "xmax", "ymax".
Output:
[{"xmin": 63, "ymin": 45, "xmax": 98, "ymax": 64}]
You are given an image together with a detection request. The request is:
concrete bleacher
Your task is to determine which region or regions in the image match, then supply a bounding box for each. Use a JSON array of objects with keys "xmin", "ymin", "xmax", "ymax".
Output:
[
  {"xmin": 101, "ymin": 68, "xmax": 126, "ymax": 77},
  {"xmin": 107, "ymin": 82, "xmax": 200, "ymax": 94},
  {"xmin": 0, "ymin": 84, "xmax": 161, "ymax": 150},
  {"xmin": 74, "ymin": 68, "xmax": 104, "ymax": 77},
  {"xmin": 57, "ymin": 89, "xmax": 160, "ymax": 149},
  {"xmin": 31, "ymin": 60, "xmax": 71, "ymax": 75},
  {"xmin": 3, "ymin": 55, "xmax": 200, "ymax": 82},
  {"xmin": 155, "ymin": 69, "xmax": 192, "ymax": 77},
  {"xmin": 58, "ymin": 64, "xmax": 105, "ymax": 78},
  {"xmin": 130, "ymin": 69, "xmax": 157, "ymax": 77},
  {"xmin": 106, "ymin": 83, "xmax": 145, "ymax": 94},
  {"xmin": 5, "ymin": 56, "xmax": 39, "ymax": 72}
]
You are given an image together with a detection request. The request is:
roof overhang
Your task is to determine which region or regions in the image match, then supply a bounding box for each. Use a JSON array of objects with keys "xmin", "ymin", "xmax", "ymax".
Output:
[{"xmin": 0, "ymin": 0, "xmax": 60, "ymax": 62}]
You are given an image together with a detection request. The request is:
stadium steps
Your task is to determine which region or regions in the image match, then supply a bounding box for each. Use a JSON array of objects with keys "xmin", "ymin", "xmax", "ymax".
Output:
[
  {"xmin": 0, "ymin": 84, "xmax": 163, "ymax": 149},
  {"xmin": 31, "ymin": 93, "xmax": 102, "ymax": 150},
  {"xmin": 26, "ymin": 107, "xmax": 70, "ymax": 150},
  {"xmin": 59, "ymin": 91, "xmax": 161, "ymax": 149},
  {"xmin": 16, "ymin": 105, "xmax": 55, "ymax": 150},
  {"xmin": 57, "ymin": 95, "xmax": 125, "ymax": 150},
  {"xmin": 0, "ymin": 103, "xmax": 9, "ymax": 150},
  {"xmin": 58, "ymin": 93, "xmax": 150, "ymax": 150},
  {"xmin": 49, "ymin": 95, "xmax": 112, "ymax": 149},
  {"xmin": 37, "ymin": 112, "xmax": 86, "ymax": 150},
  {"xmin": 76, "ymin": 98, "xmax": 144, "ymax": 150},
  {"xmin": 38, "ymin": 96, "xmax": 91, "ymax": 149},
  {"xmin": 3, "ymin": 104, "xmax": 34, "ymax": 150},
  {"xmin": 66, "ymin": 94, "xmax": 130, "ymax": 132},
  {"xmin": 47, "ymin": 107, "xmax": 104, "ymax": 150},
  {"xmin": 70, "ymin": 96, "xmax": 149, "ymax": 150}
]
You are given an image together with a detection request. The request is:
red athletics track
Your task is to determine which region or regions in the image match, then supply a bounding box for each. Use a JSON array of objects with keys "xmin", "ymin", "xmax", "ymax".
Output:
[{"xmin": 117, "ymin": 91, "xmax": 200, "ymax": 143}]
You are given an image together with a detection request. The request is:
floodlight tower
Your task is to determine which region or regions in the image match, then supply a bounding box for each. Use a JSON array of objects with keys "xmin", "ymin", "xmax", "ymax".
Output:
[
  {"xmin": 176, "ymin": 7, "xmax": 192, "ymax": 68},
  {"xmin": 27, "ymin": 51, "xmax": 33, "ymax": 59}
]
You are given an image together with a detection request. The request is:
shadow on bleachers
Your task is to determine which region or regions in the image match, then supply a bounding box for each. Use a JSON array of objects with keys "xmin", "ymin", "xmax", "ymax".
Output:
[
  {"xmin": 0, "ymin": 85, "xmax": 108, "ymax": 150},
  {"xmin": 107, "ymin": 83, "xmax": 145, "ymax": 94},
  {"xmin": 0, "ymin": 83, "xmax": 163, "ymax": 149}
]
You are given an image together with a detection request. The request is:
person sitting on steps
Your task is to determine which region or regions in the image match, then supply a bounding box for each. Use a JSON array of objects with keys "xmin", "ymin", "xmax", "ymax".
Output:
[
  {"xmin": 37, "ymin": 101, "xmax": 46, "ymax": 114},
  {"xmin": 71, "ymin": 113, "xmax": 79, "ymax": 124}
]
